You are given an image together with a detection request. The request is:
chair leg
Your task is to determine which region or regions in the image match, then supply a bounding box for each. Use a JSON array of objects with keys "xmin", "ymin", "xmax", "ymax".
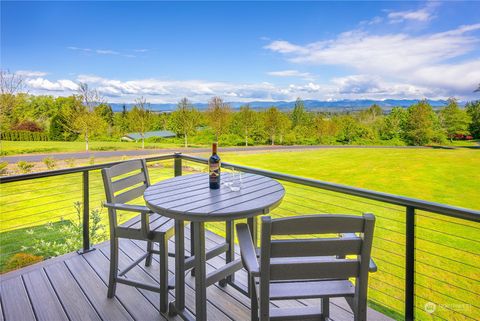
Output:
[
  {"xmin": 159, "ymin": 237, "xmax": 169, "ymax": 313},
  {"xmin": 145, "ymin": 240, "xmax": 153, "ymax": 267},
  {"xmin": 107, "ymin": 237, "xmax": 119, "ymax": 298},
  {"xmin": 250, "ymin": 275, "xmax": 259, "ymax": 321},
  {"xmin": 321, "ymin": 298, "xmax": 330, "ymax": 321}
]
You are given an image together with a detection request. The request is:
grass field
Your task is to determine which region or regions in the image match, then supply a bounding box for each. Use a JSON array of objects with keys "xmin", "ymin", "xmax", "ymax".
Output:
[{"xmin": 1, "ymin": 148, "xmax": 479, "ymax": 320}]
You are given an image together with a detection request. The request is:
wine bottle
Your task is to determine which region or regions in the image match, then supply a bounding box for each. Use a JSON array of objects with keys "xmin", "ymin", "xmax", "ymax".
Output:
[{"xmin": 208, "ymin": 142, "xmax": 221, "ymax": 189}]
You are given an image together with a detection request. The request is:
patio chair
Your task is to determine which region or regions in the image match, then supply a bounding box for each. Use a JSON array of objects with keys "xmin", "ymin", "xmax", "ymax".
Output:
[
  {"xmin": 101, "ymin": 159, "xmax": 175, "ymax": 313},
  {"xmin": 236, "ymin": 213, "xmax": 376, "ymax": 321}
]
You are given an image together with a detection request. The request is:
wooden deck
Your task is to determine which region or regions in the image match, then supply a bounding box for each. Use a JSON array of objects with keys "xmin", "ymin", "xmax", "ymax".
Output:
[{"xmin": 0, "ymin": 227, "xmax": 392, "ymax": 321}]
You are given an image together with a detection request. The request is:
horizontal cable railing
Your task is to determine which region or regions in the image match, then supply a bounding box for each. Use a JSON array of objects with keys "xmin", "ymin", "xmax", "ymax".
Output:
[{"xmin": 1, "ymin": 152, "xmax": 479, "ymax": 321}]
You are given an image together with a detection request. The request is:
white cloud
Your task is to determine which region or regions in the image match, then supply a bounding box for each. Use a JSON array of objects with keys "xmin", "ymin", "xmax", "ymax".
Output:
[
  {"xmin": 388, "ymin": 7, "xmax": 433, "ymax": 23},
  {"xmin": 267, "ymin": 70, "xmax": 314, "ymax": 80},
  {"xmin": 68, "ymin": 46, "xmax": 133, "ymax": 57},
  {"xmin": 95, "ymin": 49, "xmax": 119, "ymax": 55},
  {"xmin": 264, "ymin": 23, "xmax": 480, "ymax": 97},
  {"xmin": 15, "ymin": 70, "xmax": 48, "ymax": 77},
  {"xmin": 25, "ymin": 78, "xmax": 78, "ymax": 92}
]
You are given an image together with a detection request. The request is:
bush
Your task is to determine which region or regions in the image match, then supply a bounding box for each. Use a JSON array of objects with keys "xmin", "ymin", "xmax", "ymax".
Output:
[
  {"xmin": 12, "ymin": 120, "xmax": 43, "ymax": 132},
  {"xmin": 65, "ymin": 158, "xmax": 75, "ymax": 168},
  {"xmin": 43, "ymin": 157, "xmax": 57, "ymax": 170},
  {"xmin": 27, "ymin": 202, "xmax": 107, "ymax": 259},
  {"xmin": 17, "ymin": 161, "xmax": 34, "ymax": 173},
  {"xmin": 0, "ymin": 161, "xmax": 8, "ymax": 175},
  {"xmin": 1, "ymin": 130, "xmax": 49, "ymax": 141},
  {"xmin": 4, "ymin": 253, "xmax": 43, "ymax": 272}
]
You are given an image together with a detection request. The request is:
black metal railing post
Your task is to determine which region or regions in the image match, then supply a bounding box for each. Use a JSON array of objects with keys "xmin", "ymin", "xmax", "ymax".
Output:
[
  {"xmin": 174, "ymin": 153, "xmax": 182, "ymax": 177},
  {"xmin": 405, "ymin": 206, "xmax": 415, "ymax": 320},
  {"xmin": 78, "ymin": 170, "xmax": 93, "ymax": 254}
]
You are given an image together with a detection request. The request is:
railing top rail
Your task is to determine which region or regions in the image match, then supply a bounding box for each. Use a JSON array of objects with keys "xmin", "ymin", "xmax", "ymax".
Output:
[{"xmin": 181, "ymin": 154, "xmax": 480, "ymax": 222}]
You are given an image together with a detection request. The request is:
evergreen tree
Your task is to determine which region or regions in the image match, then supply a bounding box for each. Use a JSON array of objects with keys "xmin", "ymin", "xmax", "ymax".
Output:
[
  {"xmin": 291, "ymin": 97, "xmax": 308, "ymax": 128},
  {"xmin": 439, "ymin": 99, "xmax": 471, "ymax": 141},
  {"xmin": 466, "ymin": 100, "xmax": 480, "ymax": 138}
]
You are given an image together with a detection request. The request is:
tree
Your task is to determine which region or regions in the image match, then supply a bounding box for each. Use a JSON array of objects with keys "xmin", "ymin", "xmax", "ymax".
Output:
[
  {"xmin": 263, "ymin": 106, "xmax": 287, "ymax": 145},
  {"xmin": 439, "ymin": 99, "xmax": 471, "ymax": 141},
  {"xmin": 403, "ymin": 100, "xmax": 439, "ymax": 145},
  {"xmin": 206, "ymin": 96, "xmax": 232, "ymax": 141},
  {"xmin": 291, "ymin": 97, "xmax": 308, "ymax": 128},
  {"xmin": 335, "ymin": 115, "xmax": 361, "ymax": 143},
  {"xmin": 61, "ymin": 83, "xmax": 107, "ymax": 151},
  {"xmin": 465, "ymin": 100, "xmax": 480, "ymax": 138},
  {"xmin": 128, "ymin": 97, "xmax": 153, "ymax": 149},
  {"xmin": 169, "ymin": 98, "xmax": 200, "ymax": 147},
  {"xmin": 0, "ymin": 70, "xmax": 26, "ymax": 132},
  {"xmin": 380, "ymin": 107, "xmax": 407, "ymax": 140},
  {"xmin": 314, "ymin": 114, "xmax": 339, "ymax": 143},
  {"xmin": 94, "ymin": 103, "xmax": 114, "ymax": 126},
  {"xmin": 234, "ymin": 105, "xmax": 257, "ymax": 146}
]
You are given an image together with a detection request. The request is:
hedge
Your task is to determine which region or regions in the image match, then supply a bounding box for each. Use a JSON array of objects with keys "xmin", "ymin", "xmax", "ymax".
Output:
[{"xmin": 1, "ymin": 131, "xmax": 49, "ymax": 141}]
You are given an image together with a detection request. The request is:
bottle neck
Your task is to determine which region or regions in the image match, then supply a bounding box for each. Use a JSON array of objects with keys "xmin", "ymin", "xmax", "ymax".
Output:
[{"xmin": 212, "ymin": 143, "xmax": 218, "ymax": 154}]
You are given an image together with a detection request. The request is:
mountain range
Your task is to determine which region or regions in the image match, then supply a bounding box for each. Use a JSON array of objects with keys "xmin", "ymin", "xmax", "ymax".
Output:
[{"xmin": 109, "ymin": 99, "xmax": 451, "ymax": 112}]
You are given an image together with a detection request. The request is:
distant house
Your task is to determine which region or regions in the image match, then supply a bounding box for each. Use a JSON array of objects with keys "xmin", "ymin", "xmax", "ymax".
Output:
[{"xmin": 121, "ymin": 130, "xmax": 176, "ymax": 142}]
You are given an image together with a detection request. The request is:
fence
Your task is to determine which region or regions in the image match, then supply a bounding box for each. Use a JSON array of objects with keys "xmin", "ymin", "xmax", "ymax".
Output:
[{"xmin": 1, "ymin": 153, "xmax": 479, "ymax": 320}]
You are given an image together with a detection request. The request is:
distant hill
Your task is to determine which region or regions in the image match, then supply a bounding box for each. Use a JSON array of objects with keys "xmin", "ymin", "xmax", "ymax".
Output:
[{"xmin": 110, "ymin": 99, "xmax": 450, "ymax": 112}]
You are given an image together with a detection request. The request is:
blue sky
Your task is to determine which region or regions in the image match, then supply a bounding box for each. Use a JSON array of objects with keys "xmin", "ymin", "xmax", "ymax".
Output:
[{"xmin": 2, "ymin": 1, "xmax": 480, "ymax": 103}]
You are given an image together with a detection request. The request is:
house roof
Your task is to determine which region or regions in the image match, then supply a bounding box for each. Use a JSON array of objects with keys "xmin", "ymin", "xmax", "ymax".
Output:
[{"xmin": 123, "ymin": 130, "xmax": 176, "ymax": 140}]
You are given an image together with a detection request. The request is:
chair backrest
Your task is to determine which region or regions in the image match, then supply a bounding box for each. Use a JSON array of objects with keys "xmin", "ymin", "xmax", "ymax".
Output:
[
  {"xmin": 101, "ymin": 159, "xmax": 151, "ymax": 205},
  {"xmin": 260, "ymin": 214, "xmax": 375, "ymax": 282}
]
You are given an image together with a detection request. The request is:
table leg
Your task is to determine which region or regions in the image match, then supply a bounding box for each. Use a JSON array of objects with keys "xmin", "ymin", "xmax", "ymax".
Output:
[
  {"xmin": 247, "ymin": 216, "xmax": 258, "ymax": 248},
  {"xmin": 190, "ymin": 222, "xmax": 195, "ymax": 276},
  {"xmin": 193, "ymin": 221, "xmax": 207, "ymax": 321},
  {"xmin": 170, "ymin": 219, "xmax": 185, "ymax": 315},
  {"xmin": 220, "ymin": 220, "xmax": 235, "ymax": 287}
]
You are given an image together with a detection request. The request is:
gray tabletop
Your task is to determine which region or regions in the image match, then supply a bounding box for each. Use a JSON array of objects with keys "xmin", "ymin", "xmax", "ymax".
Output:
[{"xmin": 144, "ymin": 173, "xmax": 285, "ymax": 222}]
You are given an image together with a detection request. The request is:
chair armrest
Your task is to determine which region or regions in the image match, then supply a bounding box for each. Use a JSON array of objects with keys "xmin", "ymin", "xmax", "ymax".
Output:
[
  {"xmin": 236, "ymin": 223, "xmax": 260, "ymax": 276},
  {"xmin": 103, "ymin": 202, "xmax": 151, "ymax": 213},
  {"xmin": 340, "ymin": 233, "xmax": 377, "ymax": 273}
]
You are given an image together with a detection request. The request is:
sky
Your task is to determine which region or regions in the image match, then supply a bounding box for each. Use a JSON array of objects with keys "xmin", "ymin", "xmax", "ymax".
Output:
[{"xmin": 2, "ymin": 1, "xmax": 480, "ymax": 103}]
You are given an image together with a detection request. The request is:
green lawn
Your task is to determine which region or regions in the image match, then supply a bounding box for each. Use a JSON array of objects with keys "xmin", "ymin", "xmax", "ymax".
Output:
[{"xmin": 1, "ymin": 148, "xmax": 479, "ymax": 320}]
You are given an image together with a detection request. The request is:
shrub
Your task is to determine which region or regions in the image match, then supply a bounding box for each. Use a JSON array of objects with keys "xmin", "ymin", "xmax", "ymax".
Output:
[
  {"xmin": 89, "ymin": 156, "xmax": 95, "ymax": 165},
  {"xmin": 12, "ymin": 120, "xmax": 43, "ymax": 132},
  {"xmin": 4, "ymin": 253, "xmax": 43, "ymax": 271},
  {"xmin": 43, "ymin": 157, "xmax": 57, "ymax": 170},
  {"xmin": 65, "ymin": 158, "xmax": 75, "ymax": 168},
  {"xmin": 27, "ymin": 202, "xmax": 107, "ymax": 259},
  {"xmin": 17, "ymin": 161, "xmax": 34, "ymax": 173},
  {"xmin": 1, "ymin": 130, "xmax": 49, "ymax": 141},
  {"xmin": 0, "ymin": 161, "xmax": 8, "ymax": 175}
]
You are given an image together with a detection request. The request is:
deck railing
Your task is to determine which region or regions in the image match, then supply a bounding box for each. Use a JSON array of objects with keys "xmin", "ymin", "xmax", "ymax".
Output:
[{"xmin": 1, "ymin": 153, "xmax": 479, "ymax": 321}]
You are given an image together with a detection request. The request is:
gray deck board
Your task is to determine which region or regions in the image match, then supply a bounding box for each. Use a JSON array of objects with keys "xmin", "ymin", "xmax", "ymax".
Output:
[{"xmin": 0, "ymin": 228, "xmax": 393, "ymax": 321}]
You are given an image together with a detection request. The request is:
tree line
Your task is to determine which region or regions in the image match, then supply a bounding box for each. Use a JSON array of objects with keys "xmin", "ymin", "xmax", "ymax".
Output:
[{"xmin": 1, "ymin": 72, "xmax": 479, "ymax": 150}]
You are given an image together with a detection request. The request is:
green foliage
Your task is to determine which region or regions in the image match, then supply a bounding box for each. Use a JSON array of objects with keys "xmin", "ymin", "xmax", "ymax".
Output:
[
  {"xmin": 94, "ymin": 103, "xmax": 114, "ymax": 126},
  {"xmin": 206, "ymin": 96, "xmax": 232, "ymax": 140},
  {"xmin": 263, "ymin": 106, "xmax": 291, "ymax": 145},
  {"xmin": 43, "ymin": 157, "xmax": 57, "ymax": 170},
  {"xmin": 466, "ymin": 100, "xmax": 480, "ymax": 138},
  {"xmin": 128, "ymin": 97, "xmax": 154, "ymax": 149},
  {"xmin": 380, "ymin": 107, "xmax": 407, "ymax": 140},
  {"xmin": 65, "ymin": 158, "xmax": 76, "ymax": 168},
  {"xmin": 17, "ymin": 161, "xmax": 34, "ymax": 173},
  {"xmin": 1, "ymin": 130, "xmax": 49, "ymax": 141},
  {"xmin": 0, "ymin": 161, "xmax": 8, "ymax": 175},
  {"xmin": 231, "ymin": 105, "xmax": 259, "ymax": 146},
  {"xmin": 169, "ymin": 98, "xmax": 201, "ymax": 147},
  {"xmin": 26, "ymin": 202, "xmax": 107, "ymax": 258},
  {"xmin": 291, "ymin": 97, "xmax": 309, "ymax": 128},
  {"xmin": 403, "ymin": 100, "xmax": 443, "ymax": 145},
  {"xmin": 439, "ymin": 98, "xmax": 471, "ymax": 140}
]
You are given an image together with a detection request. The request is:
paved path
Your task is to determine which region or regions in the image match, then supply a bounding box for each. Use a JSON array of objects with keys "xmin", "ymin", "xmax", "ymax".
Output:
[{"xmin": 0, "ymin": 145, "xmax": 439, "ymax": 163}]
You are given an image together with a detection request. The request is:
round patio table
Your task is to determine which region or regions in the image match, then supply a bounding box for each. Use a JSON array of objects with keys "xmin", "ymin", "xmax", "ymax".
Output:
[{"xmin": 144, "ymin": 172, "xmax": 285, "ymax": 321}]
